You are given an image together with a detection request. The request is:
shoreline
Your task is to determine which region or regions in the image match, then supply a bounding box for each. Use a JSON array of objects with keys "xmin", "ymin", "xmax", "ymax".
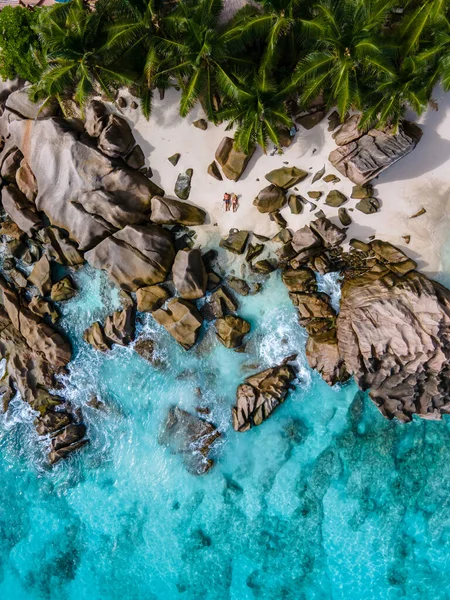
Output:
[{"xmin": 120, "ymin": 86, "xmax": 450, "ymax": 281}]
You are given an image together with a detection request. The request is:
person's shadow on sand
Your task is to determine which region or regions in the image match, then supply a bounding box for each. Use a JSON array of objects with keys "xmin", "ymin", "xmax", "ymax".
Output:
[{"xmin": 379, "ymin": 87, "xmax": 450, "ymax": 184}]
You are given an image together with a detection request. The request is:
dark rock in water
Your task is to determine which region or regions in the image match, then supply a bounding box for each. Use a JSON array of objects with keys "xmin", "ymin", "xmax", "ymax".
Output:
[
  {"xmin": 193, "ymin": 119, "xmax": 208, "ymax": 130},
  {"xmin": 35, "ymin": 411, "xmax": 71, "ymax": 436},
  {"xmin": 337, "ymin": 241, "xmax": 450, "ymax": 421},
  {"xmin": 207, "ymin": 271, "xmax": 221, "ymax": 291},
  {"xmin": 282, "ymin": 268, "xmax": 317, "ymax": 293},
  {"xmin": 134, "ymin": 337, "xmax": 155, "ymax": 362},
  {"xmin": 338, "ymin": 207, "xmax": 352, "ymax": 226},
  {"xmin": 310, "ymin": 217, "xmax": 346, "ymax": 248},
  {"xmin": 207, "ymin": 160, "xmax": 222, "ymax": 181},
  {"xmin": 329, "ymin": 121, "xmax": 422, "ymax": 185},
  {"xmin": 104, "ymin": 306, "xmax": 135, "ymax": 346},
  {"xmin": 172, "ymin": 249, "xmax": 207, "ymax": 300},
  {"xmin": 153, "ymin": 298, "xmax": 203, "ymax": 350},
  {"xmin": 51, "ymin": 423, "xmax": 86, "ymax": 452},
  {"xmin": 351, "ymin": 184, "xmax": 373, "ymax": 199},
  {"xmin": 1, "ymin": 184, "xmax": 42, "ymax": 235},
  {"xmin": 312, "ymin": 165, "xmax": 325, "ymax": 183},
  {"xmin": 84, "ymin": 100, "xmax": 108, "ymax": 137},
  {"xmin": 175, "ymin": 169, "xmax": 193, "ymax": 200},
  {"xmin": 136, "ymin": 285, "xmax": 169, "ymax": 312},
  {"xmin": 288, "ymin": 194, "xmax": 303, "ymax": 214},
  {"xmin": 83, "ymin": 322, "xmax": 111, "ymax": 352},
  {"xmin": 355, "ymin": 197, "xmax": 380, "ymax": 214},
  {"xmin": 227, "ymin": 276, "xmax": 250, "ymax": 296},
  {"xmin": 306, "ymin": 336, "xmax": 350, "ymax": 386},
  {"xmin": 269, "ymin": 211, "xmax": 287, "ymax": 228},
  {"xmin": 232, "ymin": 364, "xmax": 297, "ymax": 431},
  {"xmin": 98, "ymin": 114, "xmax": 135, "ymax": 158},
  {"xmin": 87, "ymin": 396, "xmax": 106, "ymax": 410},
  {"xmin": 253, "ymin": 184, "xmax": 286, "ymax": 213},
  {"xmin": 49, "ymin": 438, "xmax": 89, "ymax": 465},
  {"xmin": 159, "ymin": 406, "xmax": 221, "ymax": 475},
  {"xmin": 126, "ymin": 145, "xmax": 145, "ymax": 170},
  {"xmin": 246, "ymin": 243, "xmax": 264, "ymax": 263},
  {"xmin": 265, "ymin": 166, "xmax": 308, "ymax": 189},
  {"xmin": 215, "ymin": 136, "xmax": 255, "ymax": 181},
  {"xmin": 28, "ymin": 255, "xmax": 52, "ymax": 296},
  {"xmin": 208, "ymin": 285, "xmax": 238, "ymax": 318},
  {"xmin": 215, "ymin": 315, "xmax": 250, "ymax": 349},
  {"xmin": 219, "ymin": 229, "xmax": 249, "ymax": 255},
  {"xmin": 252, "ymin": 259, "xmax": 277, "ymax": 274},
  {"xmin": 85, "ymin": 224, "xmax": 175, "ymax": 291},
  {"xmin": 50, "ymin": 276, "xmax": 77, "ymax": 302},
  {"xmin": 151, "ymin": 196, "xmax": 206, "ymax": 226},
  {"xmin": 325, "ymin": 190, "xmax": 347, "ymax": 207}
]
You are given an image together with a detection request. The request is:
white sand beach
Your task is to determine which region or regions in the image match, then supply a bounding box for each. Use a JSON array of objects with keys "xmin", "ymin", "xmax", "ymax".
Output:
[{"xmin": 118, "ymin": 86, "xmax": 450, "ymax": 278}]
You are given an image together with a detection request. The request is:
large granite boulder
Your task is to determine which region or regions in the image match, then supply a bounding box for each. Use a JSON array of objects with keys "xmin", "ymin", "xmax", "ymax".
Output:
[
  {"xmin": 265, "ymin": 166, "xmax": 308, "ymax": 189},
  {"xmin": 85, "ymin": 224, "xmax": 175, "ymax": 291},
  {"xmin": 215, "ymin": 315, "xmax": 250, "ymax": 349},
  {"xmin": 215, "ymin": 137, "xmax": 255, "ymax": 181},
  {"xmin": 1, "ymin": 146, "xmax": 23, "ymax": 182},
  {"xmin": 253, "ymin": 184, "xmax": 286, "ymax": 213},
  {"xmin": 329, "ymin": 121, "xmax": 422, "ymax": 185},
  {"xmin": 28, "ymin": 255, "xmax": 52, "ymax": 296},
  {"xmin": 232, "ymin": 364, "xmax": 297, "ymax": 431},
  {"xmin": 172, "ymin": 249, "xmax": 207, "ymax": 300},
  {"xmin": 332, "ymin": 114, "xmax": 364, "ymax": 146},
  {"xmin": 219, "ymin": 229, "xmax": 249, "ymax": 255},
  {"xmin": 16, "ymin": 159, "xmax": 38, "ymax": 202},
  {"xmin": 8, "ymin": 117, "xmax": 163, "ymax": 250},
  {"xmin": 159, "ymin": 406, "xmax": 221, "ymax": 475},
  {"xmin": 84, "ymin": 100, "xmax": 108, "ymax": 138},
  {"xmin": 310, "ymin": 217, "xmax": 346, "ymax": 248},
  {"xmin": 175, "ymin": 168, "xmax": 193, "ymax": 200},
  {"xmin": 1, "ymin": 184, "xmax": 42, "ymax": 235},
  {"xmin": 104, "ymin": 306, "xmax": 135, "ymax": 346},
  {"xmin": 153, "ymin": 299, "xmax": 203, "ymax": 349},
  {"xmin": 306, "ymin": 336, "xmax": 350, "ymax": 386},
  {"xmin": 50, "ymin": 276, "xmax": 77, "ymax": 302},
  {"xmin": 336, "ymin": 242, "xmax": 450, "ymax": 421},
  {"xmin": 5, "ymin": 85, "xmax": 59, "ymax": 120},
  {"xmin": 150, "ymin": 196, "xmax": 206, "ymax": 226},
  {"xmin": 98, "ymin": 113, "xmax": 135, "ymax": 158},
  {"xmin": 136, "ymin": 285, "xmax": 170, "ymax": 312}
]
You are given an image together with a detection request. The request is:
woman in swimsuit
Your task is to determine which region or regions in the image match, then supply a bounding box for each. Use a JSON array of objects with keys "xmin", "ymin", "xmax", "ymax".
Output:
[{"xmin": 231, "ymin": 193, "xmax": 238, "ymax": 212}]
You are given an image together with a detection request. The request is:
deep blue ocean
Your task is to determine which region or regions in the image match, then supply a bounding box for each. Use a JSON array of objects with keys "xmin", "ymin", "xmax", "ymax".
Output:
[{"xmin": 1, "ymin": 262, "xmax": 450, "ymax": 600}]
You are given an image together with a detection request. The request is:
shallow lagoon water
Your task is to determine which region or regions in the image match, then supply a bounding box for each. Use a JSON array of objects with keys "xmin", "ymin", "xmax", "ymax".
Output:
[{"xmin": 1, "ymin": 267, "xmax": 450, "ymax": 599}]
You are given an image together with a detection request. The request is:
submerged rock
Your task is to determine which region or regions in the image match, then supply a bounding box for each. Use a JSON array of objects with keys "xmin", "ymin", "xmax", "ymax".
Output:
[
  {"xmin": 232, "ymin": 364, "xmax": 297, "ymax": 431},
  {"xmin": 215, "ymin": 137, "xmax": 255, "ymax": 181},
  {"xmin": 159, "ymin": 406, "xmax": 221, "ymax": 475},
  {"xmin": 219, "ymin": 229, "xmax": 249, "ymax": 255}
]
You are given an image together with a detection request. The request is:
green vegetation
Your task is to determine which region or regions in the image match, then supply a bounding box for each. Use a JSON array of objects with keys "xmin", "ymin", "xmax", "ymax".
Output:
[
  {"xmin": 2, "ymin": 0, "xmax": 450, "ymax": 151},
  {"xmin": 0, "ymin": 6, "xmax": 43, "ymax": 82}
]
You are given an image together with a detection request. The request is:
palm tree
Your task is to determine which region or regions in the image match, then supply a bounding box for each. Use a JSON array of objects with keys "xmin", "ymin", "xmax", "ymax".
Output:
[
  {"xmin": 161, "ymin": 0, "xmax": 254, "ymax": 120},
  {"xmin": 103, "ymin": 0, "xmax": 176, "ymax": 118},
  {"xmin": 400, "ymin": 0, "xmax": 449, "ymax": 55},
  {"xmin": 32, "ymin": 0, "xmax": 134, "ymax": 111},
  {"xmin": 294, "ymin": 0, "xmax": 394, "ymax": 119},
  {"xmin": 216, "ymin": 68, "xmax": 294, "ymax": 153}
]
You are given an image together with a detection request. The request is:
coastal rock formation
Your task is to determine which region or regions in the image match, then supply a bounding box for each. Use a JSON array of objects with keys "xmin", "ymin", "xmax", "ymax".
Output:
[
  {"xmin": 329, "ymin": 120, "xmax": 422, "ymax": 185},
  {"xmin": 85, "ymin": 224, "xmax": 175, "ymax": 291},
  {"xmin": 336, "ymin": 240, "xmax": 450, "ymax": 421},
  {"xmin": 98, "ymin": 113, "xmax": 135, "ymax": 158},
  {"xmin": 159, "ymin": 406, "xmax": 221, "ymax": 475},
  {"xmin": 83, "ymin": 306, "xmax": 136, "ymax": 351},
  {"xmin": 253, "ymin": 184, "xmax": 286, "ymax": 213},
  {"xmin": 172, "ymin": 249, "xmax": 207, "ymax": 300},
  {"xmin": 215, "ymin": 137, "xmax": 255, "ymax": 181},
  {"xmin": 232, "ymin": 364, "xmax": 297, "ymax": 431},
  {"xmin": 265, "ymin": 166, "xmax": 308, "ymax": 189},
  {"xmin": 136, "ymin": 285, "xmax": 170, "ymax": 312},
  {"xmin": 1, "ymin": 184, "xmax": 42, "ymax": 235},
  {"xmin": 215, "ymin": 315, "xmax": 250, "ymax": 349},
  {"xmin": 150, "ymin": 196, "xmax": 206, "ymax": 226},
  {"xmin": 153, "ymin": 299, "xmax": 203, "ymax": 350},
  {"xmin": 50, "ymin": 276, "xmax": 77, "ymax": 302},
  {"xmin": 219, "ymin": 229, "xmax": 249, "ymax": 255}
]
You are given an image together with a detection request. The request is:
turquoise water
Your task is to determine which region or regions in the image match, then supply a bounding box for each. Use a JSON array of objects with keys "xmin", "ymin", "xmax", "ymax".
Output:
[{"xmin": 1, "ymin": 266, "xmax": 450, "ymax": 599}]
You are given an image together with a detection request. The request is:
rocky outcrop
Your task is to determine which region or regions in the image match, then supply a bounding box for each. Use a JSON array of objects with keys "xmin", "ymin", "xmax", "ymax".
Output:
[
  {"xmin": 136, "ymin": 285, "xmax": 170, "ymax": 312},
  {"xmin": 83, "ymin": 306, "xmax": 135, "ymax": 351},
  {"xmin": 28, "ymin": 255, "xmax": 52, "ymax": 296},
  {"xmin": 150, "ymin": 196, "xmax": 206, "ymax": 226},
  {"xmin": 153, "ymin": 299, "xmax": 203, "ymax": 350},
  {"xmin": 159, "ymin": 406, "xmax": 221, "ymax": 475},
  {"xmin": 219, "ymin": 229, "xmax": 249, "ymax": 255},
  {"xmin": 232, "ymin": 364, "xmax": 297, "ymax": 431},
  {"xmin": 85, "ymin": 224, "xmax": 175, "ymax": 291},
  {"xmin": 253, "ymin": 184, "xmax": 286, "ymax": 213},
  {"xmin": 329, "ymin": 120, "xmax": 422, "ymax": 185},
  {"xmin": 215, "ymin": 315, "xmax": 250, "ymax": 349},
  {"xmin": 175, "ymin": 168, "xmax": 193, "ymax": 200},
  {"xmin": 215, "ymin": 137, "xmax": 255, "ymax": 181},
  {"xmin": 172, "ymin": 249, "xmax": 207, "ymax": 300},
  {"xmin": 98, "ymin": 114, "xmax": 135, "ymax": 158},
  {"xmin": 1, "ymin": 184, "xmax": 42, "ymax": 235},
  {"xmin": 50, "ymin": 276, "xmax": 77, "ymax": 302},
  {"xmin": 336, "ymin": 240, "xmax": 450, "ymax": 421},
  {"xmin": 265, "ymin": 166, "xmax": 308, "ymax": 189}
]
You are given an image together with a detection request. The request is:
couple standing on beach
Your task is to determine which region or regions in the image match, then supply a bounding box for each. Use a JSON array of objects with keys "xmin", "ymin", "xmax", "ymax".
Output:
[{"xmin": 223, "ymin": 193, "xmax": 239, "ymax": 212}]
